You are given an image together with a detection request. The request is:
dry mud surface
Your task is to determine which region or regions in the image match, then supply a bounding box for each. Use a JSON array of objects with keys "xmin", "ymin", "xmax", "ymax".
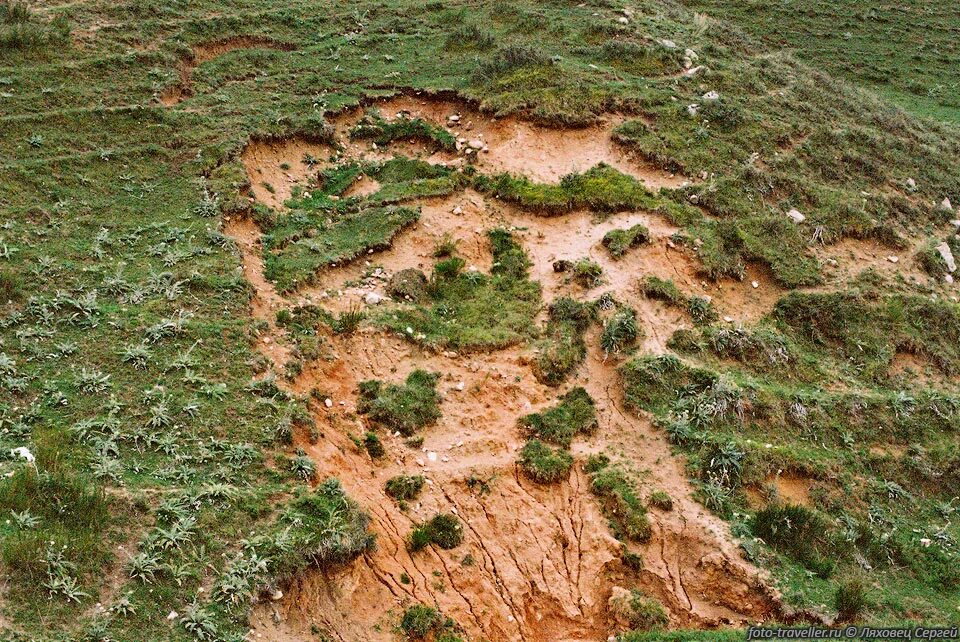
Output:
[{"xmin": 225, "ymin": 96, "xmax": 797, "ymax": 641}]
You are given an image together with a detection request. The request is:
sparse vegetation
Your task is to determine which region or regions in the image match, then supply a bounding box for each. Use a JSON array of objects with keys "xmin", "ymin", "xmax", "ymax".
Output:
[{"xmin": 585, "ymin": 456, "xmax": 652, "ymax": 543}]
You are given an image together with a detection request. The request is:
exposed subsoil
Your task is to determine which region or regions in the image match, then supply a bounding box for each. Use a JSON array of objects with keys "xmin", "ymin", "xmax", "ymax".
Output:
[{"xmin": 224, "ymin": 96, "xmax": 827, "ymax": 640}]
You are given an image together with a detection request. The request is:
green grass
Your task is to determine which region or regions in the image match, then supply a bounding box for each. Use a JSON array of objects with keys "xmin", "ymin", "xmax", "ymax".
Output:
[
  {"xmin": 602, "ymin": 223, "xmax": 650, "ymax": 259},
  {"xmin": 679, "ymin": 0, "xmax": 960, "ymax": 123},
  {"xmin": 4, "ymin": 0, "xmax": 960, "ymax": 635},
  {"xmin": 519, "ymin": 386, "xmax": 597, "ymax": 448},
  {"xmin": 385, "ymin": 474, "xmax": 425, "ymax": 501},
  {"xmin": 351, "ymin": 110, "xmax": 457, "ymax": 151},
  {"xmin": 357, "ymin": 370, "xmax": 442, "ymax": 436},
  {"xmin": 378, "ymin": 229, "xmax": 541, "ymax": 351},
  {"xmin": 409, "ymin": 513, "xmax": 464, "ymax": 551},
  {"xmin": 533, "ymin": 297, "xmax": 597, "ymax": 386},
  {"xmin": 517, "ymin": 439, "xmax": 573, "ymax": 484},
  {"xmin": 585, "ymin": 455, "xmax": 652, "ymax": 544}
]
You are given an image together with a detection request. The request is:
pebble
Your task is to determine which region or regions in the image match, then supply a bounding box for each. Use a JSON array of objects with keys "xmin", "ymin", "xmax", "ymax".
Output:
[
  {"xmin": 786, "ymin": 208, "xmax": 805, "ymax": 224},
  {"xmin": 751, "ymin": 281, "xmax": 759, "ymax": 288},
  {"xmin": 427, "ymin": 451, "xmax": 437, "ymax": 462},
  {"xmin": 365, "ymin": 292, "xmax": 382, "ymax": 305},
  {"xmin": 453, "ymin": 205, "xmax": 463, "ymax": 215},
  {"xmin": 887, "ymin": 255, "xmax": 900, "ymax": 263},
  {"xmin": 941, "ymin": 197, "xmax": 953, "ymax": 212},
  {"xmin": 659, "ymin": 39, "xmax": 677, "ymax": 49},
  {"xmin": 723, "ymin": 316, "xmax": 734, "ymax": 323},
  {"xmin": 456, "ymin": 381, "xmax": 465, "ymax": 391},
  {"xmin": 617, "ymin": 16, "xmax": 629, "ymax": 24},
  {"xmin": 324, "ymin": 398, "xmax": 333, "ymax": 408},
  {"xmin": 702, "ymin": 90, "xmax": 720, "ymax": 101}
]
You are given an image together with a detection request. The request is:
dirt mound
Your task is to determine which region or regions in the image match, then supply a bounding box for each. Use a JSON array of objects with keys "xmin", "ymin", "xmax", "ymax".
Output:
[{"xmin": 160, "ymin": 37, "xmax": 296, "ymax": 106}]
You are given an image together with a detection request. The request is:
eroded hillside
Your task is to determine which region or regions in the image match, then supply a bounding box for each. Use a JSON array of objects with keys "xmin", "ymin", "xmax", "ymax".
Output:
[{"xmin": 2, "ymin": 0, "xmax": 960, "ymax": 640}]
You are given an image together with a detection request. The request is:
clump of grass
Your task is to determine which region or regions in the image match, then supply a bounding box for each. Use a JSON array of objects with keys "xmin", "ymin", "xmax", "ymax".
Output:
[
  {"xmin": 610, "ymin": 589, "xmax": 670, "ymax": 631},
  {"xmin": 432, "ymin": 233, "xmax": 459, "ymax": 258},
  {"xmin": 534, "ymin": 297, "xmax": 597, "ymax": 386},
  {"xmin": 476, "ymin": 164, "xmax": 663, "ymax": 215},
  {"xmin": 641, "ymin": 277, "xmax": 716, "ymax": 326},
  {"xmin": 835, "ymin": 578, "xmax": 868, "ymax": 622},
  {"xmin": 601, "ymin": 307, "xmax": 639, "ymax": 355},
  {"xmin": 268, "ymin": 478, "xmax": 375, "ymax": 579},
  {"xmin": 573, "ymin": 258, "xmax": 603, "ymax": 288},
  {"xmin": 357, "ymin": 370, "xmax": 441, "ymax": 435},
  {"xmin": 474, "ymin": 43, "xmax": 550, "ymax": 82},
  {"xmin": 518, "ymin": 439, "xmax": 573, "ymax": 483},
  {"xmin": 585, "ymin": 457, "xmax": 652, "ymax": 543},
  {"xmin": 350, "ymin": 111, "xmax": 457, "ymax": 151},
  {"xmin": 520, "ymin": 387, "xmax": 597, "ymax": 447},
  {"xmin": 399, "ymin": 604, "xmax": 464, "ymax": 641},
  {"xmin": 409, "ymin": 513, "xmax": 464, "ymax": 551},
  {"xmin": 639, "ymin": 276, "xmax": 684, "ymax": 305},
  {"xmin": 385, "ymin": 474, "xmax": 425, "ymax": 501},
  {"xmin": 648, "ymin": 490, "xmax": 673, "ymax": 511},
  {"xmin": 363, "ymin": 432, "xmax": 385, "ymax": 458},
  {"xmin": 602, "ymin": 223, "xmax": 650, "ymax": 258},
  {"xmin": 387, "ymin": 268, "xmax": 429, "ymax": 302},
  {"xmin": 333, "ymin": 305, "xmax": 365, "ymax": 335},
  {"xmin": 753, "ymin": 504, "xmax": 834, "ymax": 577},
  {"xmin": 264, "ymin": 206, "xmax": 420, "ymax": 293},
  {"xmin": 445, "ymin": 23, "xmax": 495, "ymax": 51}
]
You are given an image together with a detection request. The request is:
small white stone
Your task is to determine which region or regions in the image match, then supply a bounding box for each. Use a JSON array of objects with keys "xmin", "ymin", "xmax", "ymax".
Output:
[
  {"xmin": 684, "ymin": 65, "xmax": 705, "ymax": 77},
  {"xmin": 427, "ymin": 451, "xmax": 437, "ymax": 462},
  {"xmin": 906, "ymin": 177, "xmax": 917, "ymax": 191},
  {"xmin": 324, "ymin": 398, "xmax": 333, "ymax": 408},
  {"xmin": 702, "ymin": 90, "xmax": 720, "ymax": 101},
  {"xmin": 786, "ymin": 208, "xmax": 805, "ymax": 224},
  {"xmin": 751, "ymin": 281, "xmax": 759, "ymax": 289},
  {"xmin": 453, "ymin": 205, "xmax": 463, "ymax": 215},
  {"xmin": 455, "ymin": 381, "xmax": 465, "ymax": 391},
  {"xmin": 940, "ymin": 197, "xmax": 953, "ymax": 212},
  {"xmin": 617, "ymin": 16, "xmax": 629, "ymax": 24},
  {"xmin": 686, "ymin": 103, "xmax": 700, "ymax": 117},
  {"xmin": 167, "ymin": 611, "xmax": 179, "ymax": 621},
  {"xmin": 365, "ymin": 292, "xmax": 382, "ymax": 305},
  {"xmin": 887, "ymin": 255, "xmax": 900, "ymax": 263},
  {"xmin": 684, "ymin": 48, "xmax": 698, "ymax": 60},
  {"xmin": 271, "ymin": 589, "xmax": 283, "ymax": 601},
  {"xmin": 468, "ymin": 139, "xmax": 483, "ymax": 150},
  {"xmin": 920, "ymin": 538, "xmax": 932, "ymax": 548},
  {"xmin": 659, "ymin": 39, "xmax": 677, "ymax": 49}
]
